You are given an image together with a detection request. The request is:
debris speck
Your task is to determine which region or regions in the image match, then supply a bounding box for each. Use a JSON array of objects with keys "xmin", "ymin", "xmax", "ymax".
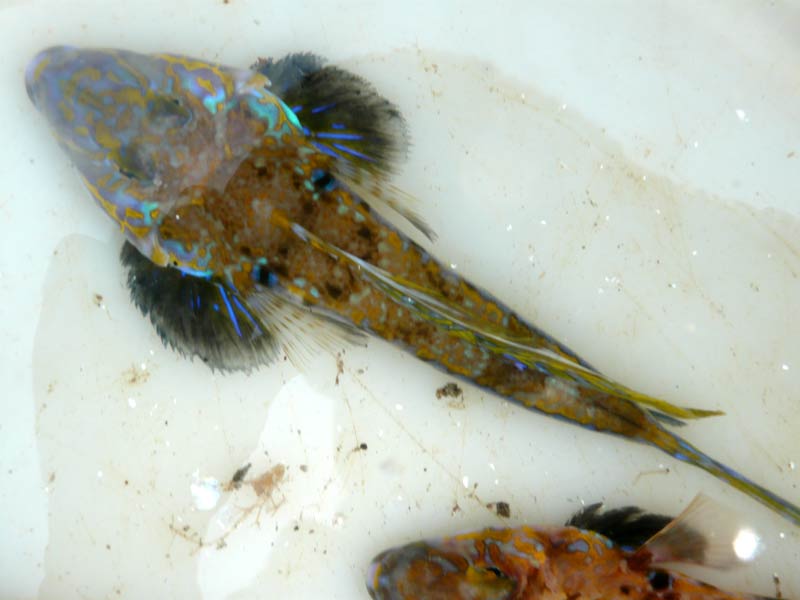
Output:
[
  {"xmin": 494, "ymin": 501, "xmax": 511, "ymax": 519},
  {"xmin": 228, "ymin": 463, "xmax": 252, "ymax": 490},
  {"xmin": 335, "ymin": 352, "xmax": 344, "ymax": 385},
  {"xmin": 436, "ymin": 382, "xmax": 465, "ymax": 408},
  {"xmin": 122, "ymin": 363, "xmax": 150, "ymax": 385}
]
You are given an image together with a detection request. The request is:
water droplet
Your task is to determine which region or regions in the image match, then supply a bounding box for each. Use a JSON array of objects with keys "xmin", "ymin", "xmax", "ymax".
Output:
[
  {"xmin": 127, "ymin": 397, "xmax": 136, "ymax": 408},
  {"xmin": 488, "ymin": 462, "xmax": 496, "ymax": 471},
  {"xmin": 461, "ymin": 476, "xmax": 469, "ymax": 488},
  {"xmin": 506, "ymin": 224, "xmax": 513, "ymax": 231},
  {"xmin": 779, "ymin": 532, "xmax": 786, "ymax": 540},
  {"xmin": 781, "ymin": 363, "xmax": 790, "ymax": 371},
  {"xmin": 449, "ymin": 263, "xmax": 457, "ymax": 270},
  {"xmin": 735, "ymin": 109, "xmax": 749, "ymax": 123},
  {"xmin": 96, "ymin": 470, "xmax": 104, "ymax": 479},
  {"xmin": 395, "ymin": 403, "xmax": 403, "ymax": 411},
  {"xmin": 789, "ymin": 461, "xmax": 796, "ymax": 471}
]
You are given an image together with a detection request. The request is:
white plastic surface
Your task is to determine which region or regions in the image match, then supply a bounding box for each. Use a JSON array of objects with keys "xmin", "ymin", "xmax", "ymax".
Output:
[{"xmin": 2, "ymin": 1, "xmax": 799, "ymax": 598}]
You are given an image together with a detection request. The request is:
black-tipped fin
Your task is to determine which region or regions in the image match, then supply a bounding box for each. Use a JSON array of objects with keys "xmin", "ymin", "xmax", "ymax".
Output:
[
  {"xmin": 639, "ymin": 494, "xmax": 763, "ymax": 569},
  {"xmin": 121, "ymin": 242, "xmax": 366, "ymax": 372},
  {"xmin": 253, "ymin": 53, "xmax": 436, "ymax": 241},
  {"xmin": 121, "ymin": 241, "xmax": 278, "ymax": 372},
  {"xmin": 253, "ymin": 53, "xmax": 408, "ymax": 179},
  {"xmin": 566, "ymin": 503, "xmax": 673, "ymax": 550}
]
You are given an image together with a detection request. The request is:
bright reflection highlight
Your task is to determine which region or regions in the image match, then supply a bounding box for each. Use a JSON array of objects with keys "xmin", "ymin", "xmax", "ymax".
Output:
[{"xmin": 733, "ymin": 528, "xmax": 761, "ymax": 561}]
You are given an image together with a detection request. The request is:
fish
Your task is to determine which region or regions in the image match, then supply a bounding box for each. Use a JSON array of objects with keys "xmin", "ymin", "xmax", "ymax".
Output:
[
  {"xmin": 366, "ymin": 495, "xmax": 777, "ymax": 600},
  {"xmin": 25, "ymin": 46, "xmax": 800, "ymax": 525}
]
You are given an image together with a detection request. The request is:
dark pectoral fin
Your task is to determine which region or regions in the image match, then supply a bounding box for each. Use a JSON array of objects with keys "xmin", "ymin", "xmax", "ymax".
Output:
[
  {"xmin": 252, "ymin": 53, "xmax": 326, "ymax": 98},
  {"xmin": 120, "ymin": 241, "xmax": 279, "ymax": 372},
  {"xmin": 254, "ymin": 53, "xmax": 436, "ymax": 242},
  {"xmin": 253, "ymin": 53, "xmax": 409, "ymax": 179}
]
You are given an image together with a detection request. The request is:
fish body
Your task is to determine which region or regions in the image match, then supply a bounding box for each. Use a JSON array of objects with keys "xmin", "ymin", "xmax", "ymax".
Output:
[
  {"xmin": 25, "ymin": 47, "xmax": 800, "ymax": 525},
  {"xmin": 367, "ymin": 497, "xmax": 775, "ymax": 600}
]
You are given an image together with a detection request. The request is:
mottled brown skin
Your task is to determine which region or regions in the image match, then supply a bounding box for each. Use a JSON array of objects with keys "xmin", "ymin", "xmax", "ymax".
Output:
[
  {"xmin": 368, "ymin": 524, "xmax": 769, "ymax": 600},
  {"xmin": 157, "ymin": 135, "xmax": 669, "ymax": 449}
]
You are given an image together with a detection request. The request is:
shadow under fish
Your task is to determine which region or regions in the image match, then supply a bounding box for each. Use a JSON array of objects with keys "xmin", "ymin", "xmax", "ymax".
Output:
[{"xmin": 24, "ymin": 46, "xmax": 800, "ymax": 526}]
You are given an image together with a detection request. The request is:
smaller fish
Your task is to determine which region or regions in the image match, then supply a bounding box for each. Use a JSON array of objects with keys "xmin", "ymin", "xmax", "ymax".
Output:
[{"xmin": 367, "ymin": 496, "xmax": 777, "ymax": 600}]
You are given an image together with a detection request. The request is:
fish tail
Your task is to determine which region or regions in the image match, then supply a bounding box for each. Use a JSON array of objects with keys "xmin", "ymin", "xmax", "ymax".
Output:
[{"xmin": 651, "ymin": 428, "xmax": 800, "ymax": 526}]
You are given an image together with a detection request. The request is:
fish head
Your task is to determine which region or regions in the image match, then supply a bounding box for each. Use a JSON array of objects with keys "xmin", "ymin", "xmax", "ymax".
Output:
[
  {"xmin": 25, "ymin": 46, "xmax": 303, "ymax": 258},
  {"xmin": 366, "ymin": 537, "xmax": 518, "ymax": 600}
]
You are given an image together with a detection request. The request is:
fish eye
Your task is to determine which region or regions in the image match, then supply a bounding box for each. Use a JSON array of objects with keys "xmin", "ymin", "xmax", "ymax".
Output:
[
  {"xmin": 647, "ymin": 571, "xmax": 672, "ymax": 591},
  {"xmin": 117, "ymin": 143, "xmax": 155, "ymax": 182},
  {"xmin": 484, "ymin": 566, "xmax": 505, "ymax": 578},
  {"xmin": 147, "ymin": 95, "xmax": 192, "ymax": 127}
]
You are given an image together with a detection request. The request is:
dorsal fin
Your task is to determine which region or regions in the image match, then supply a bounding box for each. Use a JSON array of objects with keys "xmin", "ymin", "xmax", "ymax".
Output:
[
  {"xmin": 639, "ymin": 494, "xmax": 763, "ymax": 569},
  {"xmin": 566, "ymin": 503, "xmax": 672, "ymax": 550}
]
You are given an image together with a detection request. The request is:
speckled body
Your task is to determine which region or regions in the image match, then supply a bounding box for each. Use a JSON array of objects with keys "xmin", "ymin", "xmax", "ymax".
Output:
[
  {"xmin": 25, "ymin": 46, "xmax": 800, "ymax": 527},
  {"xmin": 367, "ymin": 524, "xmax": 765, "ymax": 600}
]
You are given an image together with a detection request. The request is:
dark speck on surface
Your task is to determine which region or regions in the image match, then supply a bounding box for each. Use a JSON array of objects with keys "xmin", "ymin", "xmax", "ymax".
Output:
[
  {"xmin": 487, "ymin": 501, "xmax": 511, "ymax": 518},
  {"xmin": 436, "ymin": 382, "xmax": 462, "ymax": 400}
]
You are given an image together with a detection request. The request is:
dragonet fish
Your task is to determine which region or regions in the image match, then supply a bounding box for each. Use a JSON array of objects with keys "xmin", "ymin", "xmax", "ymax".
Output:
[
  {"xmin": 367, "ymin": 495, "xmax": 779, "ymax": 600},
  {"xmin": 25, "ymin": 46, "xmax": 800, "ymax": 525}
]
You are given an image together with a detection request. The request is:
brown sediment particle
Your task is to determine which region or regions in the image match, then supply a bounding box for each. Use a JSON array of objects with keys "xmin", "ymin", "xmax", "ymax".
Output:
[{"xmin": 436, "ymin": 382, "xmax": 463, "ymax": 399}]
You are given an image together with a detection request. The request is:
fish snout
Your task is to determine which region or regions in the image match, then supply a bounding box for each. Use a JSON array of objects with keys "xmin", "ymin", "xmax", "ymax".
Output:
[{"xmin": 25, "ymin": 46, "xmax": 78, "ymax": 107}]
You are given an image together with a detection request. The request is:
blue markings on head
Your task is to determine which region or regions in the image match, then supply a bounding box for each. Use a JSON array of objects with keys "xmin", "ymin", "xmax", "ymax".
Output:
[
  {"xmin": 247, "ymin": 97, "xmax": 280, "ymax": 129},
  {"xmin": 201, "ymin": 87, "xmax": 226, "ymax": 115},
  {"xmin": 278, "ymin": 99, "xmax": 302, "ymax": 130},
  {"xmin": 566, "ymin": 539, "xmax": 590, "ymax": 553}
]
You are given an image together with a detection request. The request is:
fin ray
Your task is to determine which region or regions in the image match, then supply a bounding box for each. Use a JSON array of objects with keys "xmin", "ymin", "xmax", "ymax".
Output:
[{"xmin": 641, "ymin": 494, "xmax": 762, "ymax": 569}]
